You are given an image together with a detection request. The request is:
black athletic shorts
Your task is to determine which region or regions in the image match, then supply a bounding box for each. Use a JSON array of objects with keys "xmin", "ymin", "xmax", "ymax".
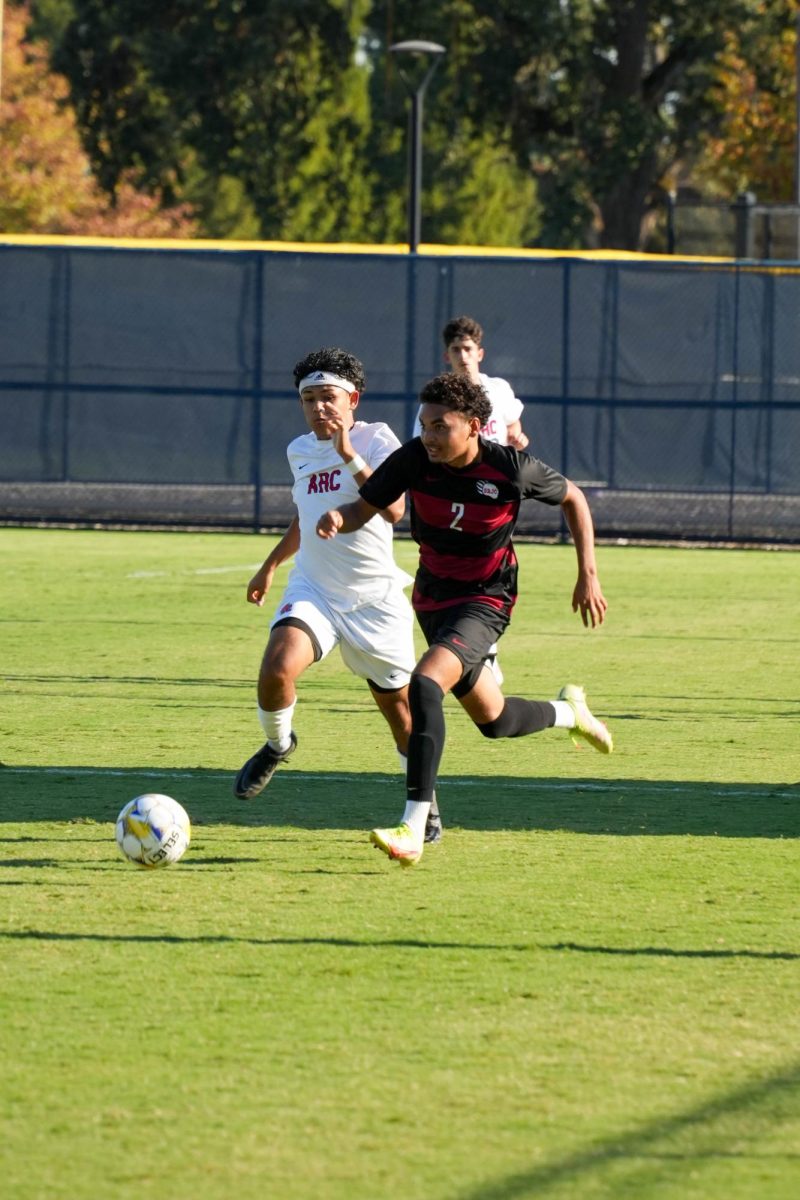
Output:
[{"xmin": 415, "ymin": 602, "xmax": 510, "ymax": 695}]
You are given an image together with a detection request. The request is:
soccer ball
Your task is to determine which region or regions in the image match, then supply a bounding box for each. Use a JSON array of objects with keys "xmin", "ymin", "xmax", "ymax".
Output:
[{"xmin": 115, "ymin": 793, "xmax": 191, "ymax": 868}]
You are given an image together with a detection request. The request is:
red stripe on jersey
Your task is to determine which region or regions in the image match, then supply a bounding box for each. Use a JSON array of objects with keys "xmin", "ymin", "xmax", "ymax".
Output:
[
  {"xmin": 412, "ymin": 590, "xmax": 512, "ymax": 614},
  {"xmin": 413, "ymin": 490, "xmax": 517, "ymax": 533},
  {"xmin": 420, "ymin": 545, "xmax": 510, "ymax": 581}
]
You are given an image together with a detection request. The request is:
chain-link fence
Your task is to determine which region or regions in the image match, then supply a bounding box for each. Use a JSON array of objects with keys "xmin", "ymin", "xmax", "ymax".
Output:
[
  {"xmin": 1, "ymin": 239, "xmax": 798, "ymax": 543},
  {"xmin": 657, "ymin": 193, "xmax": 800, "ymax": 262}
]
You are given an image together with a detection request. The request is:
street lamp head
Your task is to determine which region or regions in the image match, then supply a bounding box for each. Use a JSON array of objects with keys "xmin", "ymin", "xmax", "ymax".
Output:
[
  {"xmin": 389, "ymin": 40, "xmax": 446, "ymax": 95},
  {"xmin": 389, "ymin": 40, "xmax": 447, "ymax": 57}
]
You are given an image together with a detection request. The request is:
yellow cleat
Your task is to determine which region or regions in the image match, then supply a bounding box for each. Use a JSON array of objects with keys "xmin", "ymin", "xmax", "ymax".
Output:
[
  {"xmin": 370, "ymin": 822, "xmax": 424, "ymax": 867},
  {"xmin": 558, "ymin": 684, "xmax": 613, "ymax": 754}
]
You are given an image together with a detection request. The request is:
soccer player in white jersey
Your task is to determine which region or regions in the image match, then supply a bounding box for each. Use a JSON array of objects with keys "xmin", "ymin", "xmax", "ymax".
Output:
[
  {"xmin": 414, "ymin": 315, "xmax": 529, "ymax": 449},
  {"xmin": 414, "ymin": 315, "xmax": 530, "ymax": 683},
  {"xmin": 233, "ymin": 347, "xmax": 442, "ymax": 842}
]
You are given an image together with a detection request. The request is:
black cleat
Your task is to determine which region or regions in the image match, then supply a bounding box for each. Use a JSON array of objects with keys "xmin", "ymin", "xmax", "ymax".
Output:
[
  {"xmin": 233, "ymin": 732, "xmax": 298, "ymax": 799},
  {"xmin": 424, "ymin": 794, "xmax": 443, "ymax": 844}
]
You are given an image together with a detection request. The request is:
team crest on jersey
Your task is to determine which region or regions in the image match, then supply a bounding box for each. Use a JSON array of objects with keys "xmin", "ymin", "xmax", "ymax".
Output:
[
  {"xmin": 476, "ymin": 480, "xmax": 499, "ymax": 499},
  {"xmin": 280, "ymin": 603, "xmax": 293, "ymax": 614}
]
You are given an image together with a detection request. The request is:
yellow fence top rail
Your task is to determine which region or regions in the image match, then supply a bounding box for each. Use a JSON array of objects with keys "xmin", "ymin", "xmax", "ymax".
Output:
[
  {"xmin": 0, "ymin": 231, "xmax": 736, "ymax": 263},
  {"xmin": 5, "ymin": 232, "xmax": 800, "ymax": 273}
]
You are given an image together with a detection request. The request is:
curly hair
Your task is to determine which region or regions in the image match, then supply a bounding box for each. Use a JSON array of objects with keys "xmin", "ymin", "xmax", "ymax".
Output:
[
  {"xmin": 292, "ymin": 347, "xmax": 366, "ymax": 392},
  {"xmin": 419, "ymin": 373, "xmax": 492, "ymax": 427},
  {"xmin": 441, "ymin": 315, "xmax": 483, "ymax": 348}
]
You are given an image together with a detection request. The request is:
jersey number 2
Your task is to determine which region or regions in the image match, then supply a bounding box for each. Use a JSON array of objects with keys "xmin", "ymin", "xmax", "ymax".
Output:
[{"xmin": 450, "ymin": 502, "xmax": 465, "ymax": 530}]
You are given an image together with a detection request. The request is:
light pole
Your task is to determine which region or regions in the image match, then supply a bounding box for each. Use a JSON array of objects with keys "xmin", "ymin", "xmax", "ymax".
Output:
[{"xmin": 389, "ymin": 39, "xmax": 446, "ymax": 253}]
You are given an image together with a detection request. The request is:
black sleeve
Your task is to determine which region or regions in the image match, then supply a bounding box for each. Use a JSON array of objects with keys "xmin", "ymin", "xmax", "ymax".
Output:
[
  {"xmin": 515, "ymin": 450, "xmax": 568, "ymax": 505},
  {"xmin": 359, "ymin": 440, "xmax": 422, "ymax": 509}
]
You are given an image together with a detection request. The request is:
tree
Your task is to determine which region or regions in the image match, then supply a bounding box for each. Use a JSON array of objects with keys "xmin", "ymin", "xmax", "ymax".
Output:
[
  {"xmin": 691, "ymin": 0, "xmax": 799, "ymax": 201},
  {"xmin": 40, "ymin": 0, "xmax": 790, "ymax": 249},
  {"xmin": 0, "ymin": 0, "xmax": 196, "ymax": 236},
  {"xmin": 45, "ymin": 0, "xmax": 539, "ymax": 245},
  {"xmin": 365, "ymin": 0, "xmax": 774, "ymax": 249},
  {"xmin": 49, "ymin": 0, "xmax": 377, "ymax": 241},
  {"xmin": 363, "ymin": 12, "xmax": 541, "ymax": 246}
]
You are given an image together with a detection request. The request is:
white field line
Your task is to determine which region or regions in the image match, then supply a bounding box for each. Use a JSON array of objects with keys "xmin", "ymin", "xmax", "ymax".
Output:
[
  {"xmin": 127, "ymin": 564, "xmax": 261, "ymax": 578},
  {"xmin": 0, "ymin": 765, "xmax": 793, "ymax": 799}
]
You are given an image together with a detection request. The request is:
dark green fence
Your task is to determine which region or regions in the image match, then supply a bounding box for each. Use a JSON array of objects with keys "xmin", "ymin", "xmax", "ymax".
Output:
[{"xmin": 1, "ymin": 241, "xmax": 798, "ymax": 542}]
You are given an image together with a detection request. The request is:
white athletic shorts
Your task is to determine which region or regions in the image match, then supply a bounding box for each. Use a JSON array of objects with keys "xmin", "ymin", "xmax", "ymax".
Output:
[{"xmin": 270, "ymin": 579, "xmax": 415, "ymax": 690}]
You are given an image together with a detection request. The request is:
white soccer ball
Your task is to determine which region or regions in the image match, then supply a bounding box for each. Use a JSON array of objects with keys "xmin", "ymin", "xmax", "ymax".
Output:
[{"xmin": 115, "ymin": 793, "xmax": 191, "ymax": 868}]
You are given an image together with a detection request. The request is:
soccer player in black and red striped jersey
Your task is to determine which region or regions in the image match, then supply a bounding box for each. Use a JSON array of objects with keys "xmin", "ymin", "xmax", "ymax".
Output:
[{"xmin": 316, "ymin": 372, "xmax": 613, "ymax": 867}]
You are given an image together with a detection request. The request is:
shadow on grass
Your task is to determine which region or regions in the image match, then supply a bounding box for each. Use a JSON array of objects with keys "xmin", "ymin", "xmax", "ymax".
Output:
[
  {"xmin": 452, "ymin": 1059, "xmax": 800, "ymax": 1200},
  {"xmin": 1, "ymin": 930, "xmax": 798, "ymax": 962},
  {"xmin": 546, "ymin": 942, "xmax": 800, "ymax": 961},
  {"xmin": 1, "ymin": 764, "xmax": 798, "ymax": 838}
]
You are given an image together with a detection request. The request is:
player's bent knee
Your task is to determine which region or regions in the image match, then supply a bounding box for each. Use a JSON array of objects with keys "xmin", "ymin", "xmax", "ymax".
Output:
[
  {"xmin": 409, "ymin": 674, "xmax": 445, "ymax": 726},
  {"xmin": 476, "ymin": 714, "xmax": 506, "ymax": 739}
]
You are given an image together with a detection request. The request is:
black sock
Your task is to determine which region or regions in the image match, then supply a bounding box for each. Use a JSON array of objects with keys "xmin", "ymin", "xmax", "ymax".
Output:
[
  {"xmin": 477, "ymin": 698, "xmax": 556, "ymax": 739},
  {"xmin": 406, "ymin": 675, "xmax": 445, "ymax": 805}
]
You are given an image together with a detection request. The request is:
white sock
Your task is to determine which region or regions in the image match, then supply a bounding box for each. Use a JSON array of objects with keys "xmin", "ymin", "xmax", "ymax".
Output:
[
  {"xmin": 551, "ymin": 700, "xmax": 576, "ymax": 729},
  {"xmin": 402, "ymin": 800, "xmax": 430, "ymax": 838},
  {"xmin": 258, "ymin": 702, "xmax": 296, "ymax": 752}
]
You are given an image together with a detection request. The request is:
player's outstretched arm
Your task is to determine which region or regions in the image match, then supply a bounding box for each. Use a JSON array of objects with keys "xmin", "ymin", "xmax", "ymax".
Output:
[
  {"xmin": 560, "ymin": 480, "xmax": 608, "ymax": 628},
  {"xmin": 246, "ymin": 515, "xmax": 300, "ymax": 606},
  {"xmin": 317, "ymin": 498, "xmax": 379, "ymax": 540}
]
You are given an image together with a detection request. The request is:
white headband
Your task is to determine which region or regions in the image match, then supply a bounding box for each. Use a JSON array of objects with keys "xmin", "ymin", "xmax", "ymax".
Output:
[{"xmin": 298, "ymin": 371, "xmax": 357, "ymax": 396}]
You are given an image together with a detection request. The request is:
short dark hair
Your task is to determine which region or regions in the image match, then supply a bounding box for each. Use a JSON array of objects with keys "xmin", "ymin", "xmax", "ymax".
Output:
[
  {"xmin": 419, "ymin": 373, "xmax": 492, "ymax": 427},
  {"xmin": 292, "ymin": 347, "xmax": 366, "ymax": 392},
  {"xmin": 441, "ymin": 315, "xmax": 483, "ymax": 348}
]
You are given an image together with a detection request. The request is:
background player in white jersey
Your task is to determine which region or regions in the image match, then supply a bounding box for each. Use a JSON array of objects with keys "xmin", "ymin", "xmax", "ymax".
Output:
[
  {"xmin": 414, "ymin": 315, "xmax": 529, "ymax": 449},
  {"xmin": 234, "ymin": 348, "xmax": 441, "ymax": 837}
]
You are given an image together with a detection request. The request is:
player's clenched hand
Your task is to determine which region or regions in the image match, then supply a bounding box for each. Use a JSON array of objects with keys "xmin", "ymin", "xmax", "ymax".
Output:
[
  {"xmin": 317, "ymin": 510, "xmax": 344, "ymax": 540},
  {"xmin": 318, "ymin": 403, "xmax": 349, "ymax": 452},
  {"xmin": 246, "ymin": 565, "xmax": 274, "ymax": 607},
  {"xmin": 572, "ymin": 574, "xmax": 608, "ymax": 628},
  {"xmin": 327, "ymin": 413, "xmax": 352, "ymax": 460}
]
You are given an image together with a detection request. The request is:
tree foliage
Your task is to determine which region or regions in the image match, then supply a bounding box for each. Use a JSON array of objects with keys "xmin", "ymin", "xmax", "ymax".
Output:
[
  {"xmin": 47, "ymin": 0, "xmax": 376, "ymax": 241},
  {"xmin": 43, "ymin": 0, "xmax": 539, "ymax": 245},
  {"xmin": 0, "ymin": 0, "xmax": 196, "ymax": 236},
  {"xmin": 691, "ymin": 0, "xmax": 799, "ymax": 201},
  {"xmin": 23, "ymin": 0, "xmax": 800, "ymax": 248},
  {"xmin": 367, "ymin": 0, "xmax": 777, "ymax": 248}
]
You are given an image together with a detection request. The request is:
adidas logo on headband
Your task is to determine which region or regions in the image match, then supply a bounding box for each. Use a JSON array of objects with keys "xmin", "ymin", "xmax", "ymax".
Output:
[{"xmin": 298, "ymin": 371, "xmax": 357, "ymax": 396}]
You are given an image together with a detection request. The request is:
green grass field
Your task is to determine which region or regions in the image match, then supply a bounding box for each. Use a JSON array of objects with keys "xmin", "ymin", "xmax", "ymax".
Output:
[{"xmin": 2, "ymin": 527, "xmax": 799, "ymax": 1200}]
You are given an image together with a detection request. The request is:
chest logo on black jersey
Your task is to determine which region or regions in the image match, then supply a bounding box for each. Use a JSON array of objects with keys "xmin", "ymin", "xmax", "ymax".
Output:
[{"xmin": 476, "ymin": 480, "xmax": 499, "ymax": 499}]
